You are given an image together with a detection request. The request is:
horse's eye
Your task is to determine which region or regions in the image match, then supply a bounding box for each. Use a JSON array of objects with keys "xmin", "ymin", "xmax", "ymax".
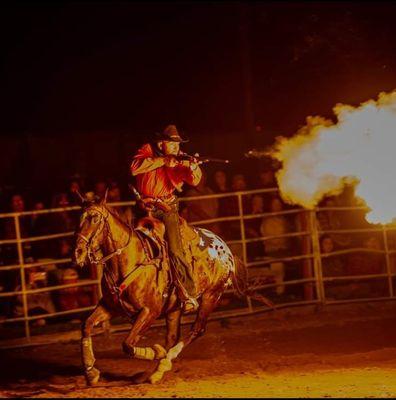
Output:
[{"xmin": 92, "ymin": 215, "xmax": 100, "ymax": 223}]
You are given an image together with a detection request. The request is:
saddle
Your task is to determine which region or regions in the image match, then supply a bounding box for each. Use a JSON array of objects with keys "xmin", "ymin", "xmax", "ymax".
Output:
[{"xmin": 134, "ymin": 216, "xmax": 199, "ymax": 266}]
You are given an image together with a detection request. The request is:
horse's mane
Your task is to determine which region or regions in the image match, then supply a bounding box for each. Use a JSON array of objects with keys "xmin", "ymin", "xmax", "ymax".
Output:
[{"xmin": 103, "ymin": 203, "xmax": 132, "ymax": 231}]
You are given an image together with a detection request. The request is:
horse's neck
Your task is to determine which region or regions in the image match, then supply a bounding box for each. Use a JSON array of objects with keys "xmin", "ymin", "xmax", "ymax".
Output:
[
  {"xmin": 102, "ymin": 211, "xmax": 142, "ymax": 278},
  {"xmin": 104, "ymin": 212, "xmax": 130, "ymax": 248}
]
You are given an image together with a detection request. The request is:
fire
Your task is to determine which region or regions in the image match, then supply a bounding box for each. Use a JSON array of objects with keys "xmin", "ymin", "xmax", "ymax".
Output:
[{"xmin": 269, "ymin": 90, "xmax": 396, "ymax": 224}]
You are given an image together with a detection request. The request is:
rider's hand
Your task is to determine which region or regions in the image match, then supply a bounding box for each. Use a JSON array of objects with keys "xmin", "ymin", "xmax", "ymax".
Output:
[
  {"xmin": 190, "ymin": 160, "xmax": 200, "ymax": 171},
  {"xmin": 164, "ymin": 156, "xmax": 179, "ymax": 168},
  {"xmin": 191, "ymin": 153, "xmax": 203, "ymax": 166}
]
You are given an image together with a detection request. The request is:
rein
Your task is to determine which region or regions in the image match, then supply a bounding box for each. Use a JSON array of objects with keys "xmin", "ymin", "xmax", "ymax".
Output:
[{"xmin": 79, "ymin": 208, "xmax": 132, "ymax": 266}]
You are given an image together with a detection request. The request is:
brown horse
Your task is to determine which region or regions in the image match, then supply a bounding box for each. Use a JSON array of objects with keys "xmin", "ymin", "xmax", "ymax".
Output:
[{"xmin": 73, "ymin": 195, "xmax": 273, "ymax": 385}]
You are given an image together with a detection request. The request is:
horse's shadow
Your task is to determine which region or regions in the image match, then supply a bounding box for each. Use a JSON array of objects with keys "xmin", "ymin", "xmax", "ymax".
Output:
[
  {"xmin": 101, "ymin": 369, "xmax": 154, "ymax": 385},
  {"xmin": 0, "ymin": 354, "xmax": 80, "ymax": 385},
  {"xmin": 0, "ymin": 350, "xmax": 155, "ymax": 393}
]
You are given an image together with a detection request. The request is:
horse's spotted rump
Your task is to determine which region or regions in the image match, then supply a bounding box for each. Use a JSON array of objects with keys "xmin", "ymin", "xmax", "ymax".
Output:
[{"xmin": 195, "ymin": 228, "xmax": 235, "ymax": 273}]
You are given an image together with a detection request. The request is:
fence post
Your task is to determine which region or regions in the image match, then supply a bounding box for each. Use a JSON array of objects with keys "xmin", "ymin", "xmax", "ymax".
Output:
[
  {"xmin": 382, "ymin": 226, "xmax": 394, "ymax": 298},
  {"xmin": 237, "ymin": 193, "xmax": 253, "ymax": 312},
  {"xmin": 14, "ymin": 215, "xmax": 30, "ymax": 340},
  {"xmin": 298, "ymin": 210, "xmax": 314, "ymax": 301},
  {"xmin": 309, "ymin": 209, "xmax": 325, "ymax": 304}
]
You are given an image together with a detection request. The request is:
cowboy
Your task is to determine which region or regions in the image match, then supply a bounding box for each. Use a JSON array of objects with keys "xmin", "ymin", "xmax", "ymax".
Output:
[{"xmin": 130, "ymin": 125, "xmax": 202, "ymax": 311}]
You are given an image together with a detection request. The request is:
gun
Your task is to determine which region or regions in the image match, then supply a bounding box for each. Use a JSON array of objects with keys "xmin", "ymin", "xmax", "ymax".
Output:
[
  {"xmin": 244, "ymin": 148, "xmax": 272, "ymax": 159},
  {"xmin": 176, "ymin": 153, "xmax": 230, "ymax": 164}
]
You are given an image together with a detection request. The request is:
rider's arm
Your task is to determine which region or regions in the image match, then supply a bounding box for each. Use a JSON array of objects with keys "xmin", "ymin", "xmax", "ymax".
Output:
[
  {"xmin": 130, "ymin": 144, "xmax": 166, "ymax": 176},
  {"xmin": 131, "ymin": 157, "xmax": 166, "ymax": 176},
  {"xmin": 183, "ymin": 162, "xmax": 202, "ymax": 186}
]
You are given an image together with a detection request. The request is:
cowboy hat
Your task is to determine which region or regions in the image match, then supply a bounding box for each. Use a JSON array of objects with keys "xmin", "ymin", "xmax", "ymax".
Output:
[{"xmin": 154, "ymin": 125, "xmax": 189, "ymax": 143}]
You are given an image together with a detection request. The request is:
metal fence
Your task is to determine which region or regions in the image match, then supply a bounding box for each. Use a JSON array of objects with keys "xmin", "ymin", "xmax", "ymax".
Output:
[{"xmin": 1, "ymin": 187, "xmax": 395, "ymax": 348}]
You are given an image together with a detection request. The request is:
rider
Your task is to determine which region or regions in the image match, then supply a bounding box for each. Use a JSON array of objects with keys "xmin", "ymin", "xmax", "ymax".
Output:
[{"xmin": 130, "ymin": 124, "xmax": 202, "ymax": 311}]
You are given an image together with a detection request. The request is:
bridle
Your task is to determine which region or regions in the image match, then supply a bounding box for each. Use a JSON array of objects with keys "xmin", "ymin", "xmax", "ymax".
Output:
[{"xmin": 77, "ymin": 206, "xmax": 132, "ymax": 265}]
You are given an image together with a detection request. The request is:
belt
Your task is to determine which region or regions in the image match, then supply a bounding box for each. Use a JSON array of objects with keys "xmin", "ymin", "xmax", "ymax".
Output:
[
  {"xmin": 140, "ymin": 195, "xmax": 177, "ymax": 212},
  {"xmin": 141, "ymin": 194, "xmax": 177, "ymax": 204}
]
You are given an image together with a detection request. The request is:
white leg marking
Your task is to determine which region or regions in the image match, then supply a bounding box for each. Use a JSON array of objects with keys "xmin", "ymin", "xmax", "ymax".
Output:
[{"xmin": 149, "ymin": 341, "xmax": 185, "ymax": 384}]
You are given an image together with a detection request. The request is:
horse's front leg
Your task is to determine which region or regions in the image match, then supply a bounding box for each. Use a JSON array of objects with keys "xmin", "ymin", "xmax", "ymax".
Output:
[
  {"xmin": 81, "ymin": 303, "xmax": 112, "ymax": 385},
  {"xmin": 126, "ymin": 305, "xmax": 181, "ymax": 385},
  {"xmin": 149, "ymin": 290, "xmax": 222, "ymax": 384},
  {"xmin": 122, "ymin": 306, "xmax": 165, "ymax": 360}
]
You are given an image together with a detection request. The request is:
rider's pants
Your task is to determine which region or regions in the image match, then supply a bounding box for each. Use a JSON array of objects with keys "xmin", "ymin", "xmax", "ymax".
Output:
[{"xmin": 153, "ymin": 202, "xmax": 197, "ymax": 299}]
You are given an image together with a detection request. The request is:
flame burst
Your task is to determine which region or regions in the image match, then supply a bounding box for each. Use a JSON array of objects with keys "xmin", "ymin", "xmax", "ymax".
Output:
[{"xmin": 270, "ymin": 90, "xmax": 396, "ymax": 224}]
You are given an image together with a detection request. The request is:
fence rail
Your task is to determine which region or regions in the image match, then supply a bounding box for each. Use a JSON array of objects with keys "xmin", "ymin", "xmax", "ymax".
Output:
[{"xmin": 0, "ymin": 187, "xmax": 395, "ymax": 348}]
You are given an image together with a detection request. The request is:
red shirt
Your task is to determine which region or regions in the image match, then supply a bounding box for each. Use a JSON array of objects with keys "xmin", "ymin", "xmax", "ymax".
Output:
[{"xmin": 130, "ymin": 143, "xmax": 202, "ymax": 198}]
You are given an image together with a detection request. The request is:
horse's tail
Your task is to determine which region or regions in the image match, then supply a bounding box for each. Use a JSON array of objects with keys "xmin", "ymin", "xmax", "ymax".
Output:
[{"xmin": 231, "ymin": 255, "xmax": 275, "ymax": 310}]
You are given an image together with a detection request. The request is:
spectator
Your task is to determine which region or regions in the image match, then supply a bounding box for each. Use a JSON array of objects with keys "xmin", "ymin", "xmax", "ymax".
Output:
[
  {"xmin": 321, "ymin": 234, "xmax": 351, "ymax": 300},
  {"xmin": 14, "ymin": 268, "xmax": 56, "ymax": 326},
  {"xmin": 56, "ymin": 268, "xmax": 93, "ymax": 313},
  {"xmin": 0, "ymin": 194, "xmax": 35, "ymax": 317},
  {"xmin": 347, "ymin": 236, "xmax": 385, "ymax": 277},
  {"xmin": 231, "ymin": 173, "xmax": 251, "ymax": 212},
  {"xmin": 94, "ymin": 180, "xmax": 107, "ymax": 200},
  {"xmin": 257, "ymin": 167, "xmax": 277, "ymax": 211},
  {"xmin": 49, "ymin": 193, "xmax": 78, "ymax": 259},
  {"xmin": 245, "ymin": 194, "xmax": 265, "ymax": 261},
  {"xmin": 317, "ymin": 197, "xmax": 352, "ymax": 249},
  {"xmin": 227, "ymin": 173, "xmax": 251, "ymax": 229},
  {"xmin": 31, "ymin": 200, "xmax": 46, "ymax": 233},
  {"xmin": 211, "ymin": 170, "xmax": 236, "ymax": 236},
  {"xmin": 31, "ymin": 200, "xmax": 51, "ymax": 259},
  {"xmin": 108, "ymin": 184, "xmax": 133, "ymax": 226},
  {"xmin": 260, "ymin": 195, "xmax": 291, "ymax": 295},
  {"xmin": 2, "ymin": 193, "xmax": 33, "ymax": 264},
  {"xmin": 212, "ymin": 169, "xmax": 228, "ymax": 194},
  {"xmin": 184, "ymin": 172, "xmax": 221, "ymax": 235},
  {"xmin": 258, "ymin": 168, "xmax": 276, "ymax": 189},
  {"xmin": 332, "ymin": 235, "xmax": 387, "ymax": 299},
  {"xmin": 3, "ymin": 194, "xmax": 31, "ymax": 239},
  {"xmin": 58, "ymin": 238, "xmax": 73, "ymax": 260},
  {"xmin": 320, "ymin": 235, "xmax": 345, "ymax": 277},
  {"xmin": 50, "ymin": 193, "xmax": 78, "ymax": 233},
  {"xmin": 68, "ymin": 179, "xmax": 83, "ymax": 205},
  {"xmin": 231, "ymin": 173, "xmax": 248, "ymax": 192}
]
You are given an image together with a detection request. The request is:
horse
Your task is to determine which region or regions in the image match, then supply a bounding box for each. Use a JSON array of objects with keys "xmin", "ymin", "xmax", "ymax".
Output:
[{"xmin": 73, "ymin": 194, "xmax": 273, "ymax": 385}]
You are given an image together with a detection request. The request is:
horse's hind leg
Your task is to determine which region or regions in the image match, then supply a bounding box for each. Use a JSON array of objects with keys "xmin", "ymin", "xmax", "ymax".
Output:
[
  {"xmin": 165, "ymin": 306, "xmax": 182, "ymax": 350},
  {"xmin": 81, "ymin": 303, "xmax": 111, "ymax": 385},
  {"xmin": 149, "ymin": 290, "xmax": 221, "ymax": 384},
  {"xmin": 177, "ymin": 290, "xmax": 221, "ymax": 348}
]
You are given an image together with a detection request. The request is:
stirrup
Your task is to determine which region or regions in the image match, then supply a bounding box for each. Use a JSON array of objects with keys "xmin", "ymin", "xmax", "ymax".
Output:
[{"xmin": 183, "ymin": 297, "xmax": 199, "ymax": 312}]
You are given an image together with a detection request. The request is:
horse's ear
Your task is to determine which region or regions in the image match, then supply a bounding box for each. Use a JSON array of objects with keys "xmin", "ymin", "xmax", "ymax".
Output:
[
  {"xmin": 101, "ymin": 188, "xmax": 109, "ymax": 205},
  {"xmin": 75, "ymin": 189, "xmax": 86, "ymax": 205}
]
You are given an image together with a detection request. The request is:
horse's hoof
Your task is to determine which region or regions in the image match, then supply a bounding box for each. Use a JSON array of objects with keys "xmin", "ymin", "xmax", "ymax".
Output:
[
  {"xmin": 149, "ymin": 372, "xmax": 163, "ymax": 385},
  {"xmin": 85, "ymin": 367, "xmax": 100, "ymax": 386},
  {"xmin": 149, "ymin": 358, "xmax": 172, "ymax": 384}
]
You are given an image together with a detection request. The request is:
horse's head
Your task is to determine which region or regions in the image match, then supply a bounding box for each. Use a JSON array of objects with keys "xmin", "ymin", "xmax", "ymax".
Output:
[{"xmin": 73, "ymin": 190, "xmax": 109, "ymax": 267}]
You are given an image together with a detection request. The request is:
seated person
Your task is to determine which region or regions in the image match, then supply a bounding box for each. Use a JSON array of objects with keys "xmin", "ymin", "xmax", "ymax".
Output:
[
  {"xmin": 14, "ymin": 268, "xmax": 56, "ymax": 326},
  {"xmin": 320, "ymin": 235, "xmax": 345, "ymax": 277}
]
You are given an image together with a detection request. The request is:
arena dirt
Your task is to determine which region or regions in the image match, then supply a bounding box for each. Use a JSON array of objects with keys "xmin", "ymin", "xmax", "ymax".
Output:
[{"xmin": 1, "ymin": 302, "xmax": 396, "ymax": 398}]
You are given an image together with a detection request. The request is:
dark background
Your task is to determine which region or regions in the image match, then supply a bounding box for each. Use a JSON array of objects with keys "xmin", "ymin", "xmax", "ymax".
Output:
[{"xmin": 1, "ymin": 1, "xmax": 395, "ymax": 199}]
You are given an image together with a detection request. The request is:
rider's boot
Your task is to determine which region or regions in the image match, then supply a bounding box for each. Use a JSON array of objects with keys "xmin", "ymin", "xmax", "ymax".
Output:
[
  {"xmin": 178, "ymin": 284, "xmax": 199, "ymax": 313},
  {"xmin": 183, "ymin": 296, "xmax": 199, "ymax": 313}
]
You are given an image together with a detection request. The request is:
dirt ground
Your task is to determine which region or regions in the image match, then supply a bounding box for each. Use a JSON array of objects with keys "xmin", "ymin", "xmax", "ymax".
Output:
[{"xmin": 2, "ymin": 301, "xmax": 396, "ymax": 398}]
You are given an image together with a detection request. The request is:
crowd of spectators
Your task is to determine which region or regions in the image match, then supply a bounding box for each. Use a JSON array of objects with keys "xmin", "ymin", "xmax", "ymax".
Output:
[{"xmin": 0, "ymin": 162, "xmax": 393, "ymax": 325}]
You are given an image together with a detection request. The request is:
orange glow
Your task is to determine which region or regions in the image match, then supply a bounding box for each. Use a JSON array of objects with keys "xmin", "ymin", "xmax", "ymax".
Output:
[{"xmin": 269, "ymin": 90, "xmax": 396, "ymax": 224}]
